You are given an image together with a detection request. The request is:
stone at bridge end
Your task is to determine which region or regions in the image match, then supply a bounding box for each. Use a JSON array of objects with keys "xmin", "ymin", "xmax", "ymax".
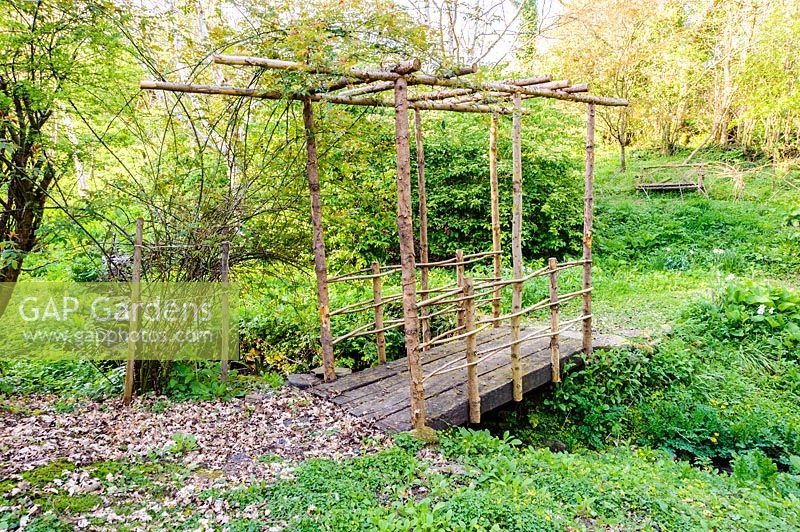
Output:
[
  {"xmin": 592, "ymin": 333, "xmax": 629, "ymax": 350},
  {"xmin": 409, "ymin": 426, "xmax": 438, "ymax": 445},
  {"xmin": 287, "ymin": 373, "xmax": 322, "ymax": 389},
  {"xmin": 311, "ymin": 366, "xmax": 352, "ymax": 378}
]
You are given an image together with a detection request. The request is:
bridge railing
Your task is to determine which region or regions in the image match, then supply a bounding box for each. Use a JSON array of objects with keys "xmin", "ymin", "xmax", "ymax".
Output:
[
  {"xmin": 327, "ymin": 250, "xmax": 499, "ymax": 365},
  {"xmin": 326, "ymin": 251, "xmax": 591, "ymax": 426},
  {"xmin": 419, "ymin": 257, "xmax": 591, "ymax": 424}
]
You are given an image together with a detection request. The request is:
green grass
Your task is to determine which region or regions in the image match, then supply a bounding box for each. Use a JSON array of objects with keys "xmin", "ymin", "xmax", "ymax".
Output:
[{"xmin": 206, "ymin": 432, "xmax": 800, "ymax": 531}]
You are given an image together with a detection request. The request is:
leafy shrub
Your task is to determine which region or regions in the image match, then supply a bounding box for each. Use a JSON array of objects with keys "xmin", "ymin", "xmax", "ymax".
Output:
[
  {"xmin": 238, "ymin": 273, "xmax": 319, "ymax": 375},
  {"xmin": 440, "ymin": 427, "xmax": 521, "ymax": 459},
  {"xmin": 422, "ymin": 112, "xmax": 584, "ymax": 260},
  {"xmin": 323, "ymin": 110, "xmax": 585, "ymax": 265},
  {"xmin": 732, "ymin": 449, "xmax": 779, "ymax": 487},
  {"xmin": 693, "ymin": 281, "xmax": 800, "ymax": 352},
  {"xmin": 166, "ymin": 432, "xmax": 199, "ymax": 455}
]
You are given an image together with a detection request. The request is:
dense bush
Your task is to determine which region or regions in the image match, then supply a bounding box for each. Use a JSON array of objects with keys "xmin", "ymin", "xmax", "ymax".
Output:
[
  {"xmin": 421, "ymin": 112, "xmax": 584, "ymax": 260},
  {"xmin": 0, "ymin": 360, "xmax": 123, "ymax": 397},
  {"xmin": 322, "ymin": 109, "xmax": 585, "ymax": 267}
]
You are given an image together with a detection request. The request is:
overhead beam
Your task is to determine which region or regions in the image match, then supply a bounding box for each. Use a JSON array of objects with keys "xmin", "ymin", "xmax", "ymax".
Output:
[
  {"xmin": 214, "ymin": 54, "xmax": 420, "ymax": 82},
  {"xmin": 337, "ymin": 81, "xmax": 395, "ymax": 98},
  {"xmin": 208, "ymin": 55, "xmax": 628, "ymax": 106},
  {"xmin": 405, "ymin": 74, "xmax": 628, "ymax": 106},
  {"xmin": 409, "ymin": 75, "xmax": 552, "ymax": 103},
  {"xmin": 343, "ymin": 63, "xmax": 478, "ymax": 99},
  {"xmin": 564, "ymin": 83, "xmax": 589, "ymax": 94},
  {"xmin": 139, "ymin": 80, "xmax": 538, "ymax": 114}
]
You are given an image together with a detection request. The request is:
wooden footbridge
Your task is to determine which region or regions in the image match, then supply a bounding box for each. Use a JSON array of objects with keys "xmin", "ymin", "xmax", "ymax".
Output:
[
  {"xmin": 142, "ymin": 52, "xmax": 628, "ymax": 429},
  {"xmin": 302, "ymin": 327, "xmax": 624, "ymax": 432}
]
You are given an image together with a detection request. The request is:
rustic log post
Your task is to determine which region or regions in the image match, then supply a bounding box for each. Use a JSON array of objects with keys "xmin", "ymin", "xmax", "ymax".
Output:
[
  {"xmin": 698, "ymin": 164, "xmax": 705, "ymax": 193},
  {"xmin": 372, "ymin": 261, "xmax": 386, "ymax": 365},
  {"xmin": 303, "ymin": 99, "xmax": 336, "ymax": 382},
  {"xmin": 510, "ymin": 93, "xmax": 524, "ymax": 402},
  {"xmin": 414, "ymin": 109, "xmax": 431, "ymax": 350},
  {"xmin": 489, "ymin": 114, "xmax": 502, "ymax": 325},
  {"xmin": 123, "ymin": 217, "xmax": 143, "ymax": 406},
  {"xmin": 455, "ymin": 249, "xmax": 465, "ymax": 329},
  {"xmin": 548, "ymin": 258, "xmax": 561, "ymax": 383},
  {"xmin": 463, "ymin": 277, "xmax": 480, "ymax": 423},
  {"xmin": 220, "ymin": 241, "xmax": 230, "ymax": 381},
  {"xmin": 395, "ymin": 75, "xmax": 426, "ymax": 429},
  {"xmin": 582, "ymin": 103, "xmax": 595, "ymax": 357}
]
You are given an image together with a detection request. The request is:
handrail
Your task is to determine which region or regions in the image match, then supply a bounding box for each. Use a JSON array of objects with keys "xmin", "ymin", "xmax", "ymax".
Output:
[
  {"xmin": 330, "ymin": 292, "xmax": 403, "ymax": 316},
  {"xmin": 328, "ymin": 253, "xmax": 593, "ymax": 399},
  {"xmin": 328, "ymin": 250, "xmax": 499, "ymax": 283},
  {"xmin": 418, "ymin": 323, "xmax": 490, "ymax": 350}
]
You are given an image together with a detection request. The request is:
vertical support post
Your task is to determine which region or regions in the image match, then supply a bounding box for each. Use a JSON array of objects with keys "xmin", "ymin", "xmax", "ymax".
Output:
[
  {"xmin": 548, "ymin": 258, "xmax": 561, "ymax": 383},
  {"xmin": 510, "ymin": 93, "xmax": 524, "ymax": 402},
  {"xmin": 414, "ymin": 109, "xmax": 431, "ymax": 349},
  {"xmin": 489, "ymin": 114, "xmax": 502, "ymax": 326},
  {"xmin": 123, "ymin": 217, "xmax": 143, "ymax": 406},
  {"xmin": 455, "ymin": 249, "xmax": 465, "ymax": 330},
  {"xmin": 372, "ymin": 261, "xmax": 386, "ymax": 365},
  {"xmin": 303, "ymin": 99, "xmax": 336, "ymax": 382},
  {"xmin": 220, "ymin": 241, "xmax": 230, "ymax": 381},
  {"xmin": 698, "ymin": 164, "xmax": 705, "ymax": 193},
  {"xmin": 463, "ymin": 277, "xmax": 480, "ymax": 424},
  {"xmin": 394, "ymin": 76, "xmax": 425, "ymax": 429},
  {"xmin": 582, "ymin": 103, "xmax": 595, "ymax": 357}
]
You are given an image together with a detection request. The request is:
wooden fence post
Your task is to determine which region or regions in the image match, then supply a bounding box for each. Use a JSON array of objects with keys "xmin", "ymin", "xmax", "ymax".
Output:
[
  {"xmin": 303, "ymin": 99, "xmax": 336, "ymax": 382},
  {"xmin": 582, "ymin": 103, "xmax": 595, "ymax": 357},
  {"xmin": 123, "ymin": 217, "xmax": 143, "ymax": 406},
  {"xmin": 510, "ymin": 93, "xmax": 524, "ymax": 402},
  {"xmin": 455, "ymin": 249, "xmax": 465, "ymax": 329},
  {"xmin": 414, "ymin": 110, "xmax": 432, "ymax": 350},
  {"xmin": 548, "ymin": 258, "xmax": 561, "ymax": 383},
  {"xmin": 463, "ymin": 277, "xmax": 480, "ymax": 424},
  {"xmin": 220, "ymin": 241, "xmax": 230, "ymax": 382},
  {"xmin": 489, "ymin": 114, "xmax": 502, "ymax": 326},
  {"xmin": 394, "ymin": 74, "xmax": 426, "ymax": 430},
  {"xmin": 372, "ymin": 261, "xmax": 386, "ymax": 364}
]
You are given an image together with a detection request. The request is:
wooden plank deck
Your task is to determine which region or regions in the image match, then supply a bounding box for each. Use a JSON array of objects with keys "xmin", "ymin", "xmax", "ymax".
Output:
[{"xmin": 297, "ymin": 326, "xmax": 625, "ymax": 432}]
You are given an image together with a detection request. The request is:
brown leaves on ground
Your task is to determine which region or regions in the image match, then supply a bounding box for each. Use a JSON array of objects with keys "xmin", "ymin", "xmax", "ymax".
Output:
[{"xmin": 0, "ymin": 387, "xmax": 388, "ymax": 482}]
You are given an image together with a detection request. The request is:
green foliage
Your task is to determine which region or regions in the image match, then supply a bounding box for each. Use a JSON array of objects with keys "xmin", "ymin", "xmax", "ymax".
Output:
[
  {"xmin": 439, "ymin": 427, "xmax": 521, "ymax": 458},
  {"xmin": 239, "ymin": 273, "xmax": 319, "ymax": 374},
  {"xmin": 392, "ymin": 432, "xmax": 427, "ymax": 454},
  {"xmin": 694, "ymin": 281, "xmax": 800, "ymax": 352},
  {"xmin": 203, "ymin": 432, "xmax": 800, "ymax": 530},
  {"xmin": 163, "ymin": 362, "xmax": 274, "ymax": 401},
  {"xmin": 420, "ymin": 111, "xmax": 584, "ymax": 260},
  {"xmin": 166, "ymin": 432, "xmax": 199, "ymax": 456},
  {"xmin": 595, "ymin": 197, "xmax": 800, "ymax": 276},
  {"xmin": 0, "ymin": 360, "xmax": 123, "ymax": 397}
]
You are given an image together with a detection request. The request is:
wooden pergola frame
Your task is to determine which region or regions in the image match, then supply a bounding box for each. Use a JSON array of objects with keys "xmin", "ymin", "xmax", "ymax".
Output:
[{"xmin": 141, "ymin": 55, "xmax": 626, "ymax": 430}]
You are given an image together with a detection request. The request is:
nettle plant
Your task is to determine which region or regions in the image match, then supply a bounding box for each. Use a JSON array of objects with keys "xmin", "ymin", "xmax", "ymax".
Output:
[{"xmin": 711, "ymin": 281, "xmax": 800, "ymax": 350}]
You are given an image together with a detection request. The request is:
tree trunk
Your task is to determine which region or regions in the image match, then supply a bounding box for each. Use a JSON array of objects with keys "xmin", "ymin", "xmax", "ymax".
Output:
[{"xmin": 619, "ymin": 143, "xmax": 627, "ymax": 172}]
